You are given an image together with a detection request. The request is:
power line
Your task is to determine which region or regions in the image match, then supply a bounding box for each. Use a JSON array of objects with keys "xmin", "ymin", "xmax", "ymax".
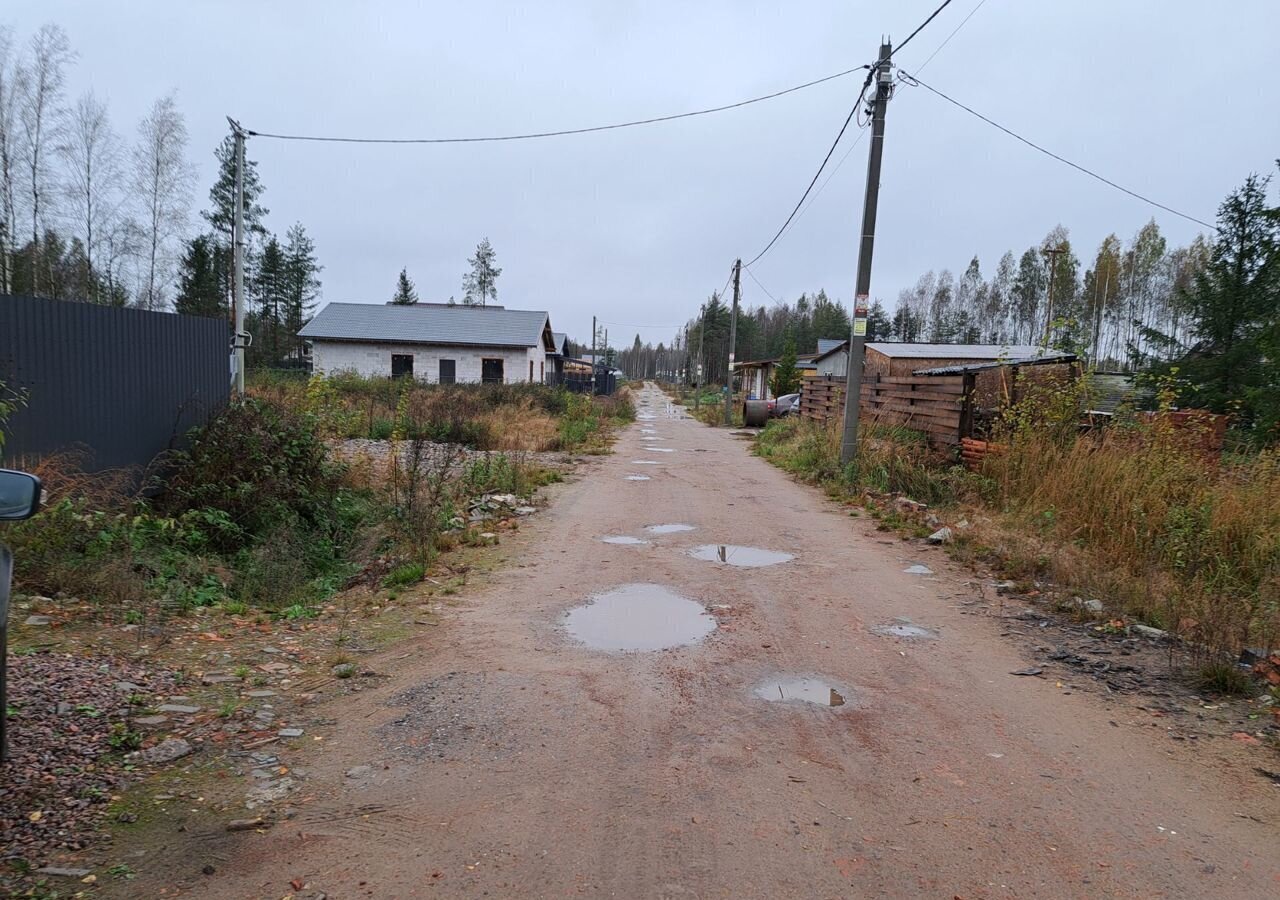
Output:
[
  {"xmin": 743, "ymin": 265, "xmax": 779, "ymax": 304},
  {"xmin": 744, "ymin": 81, "xmax": 870, "ymax": 268},
  {"xmin": 742, "ymin": 1, "xmax": 957, "ymax": 269},
  {"xmin": 914, "ymin": 0, "xmax": 989, "ymax": 73},
  {"xmin": 890, "ymin": 0, "xmax": 957, "ymax": 58},
  {"xmin": 245, "ymin": 66, "xmax": 867, "ymax": 145},
  {"xmin": 896, "ymin": 70, "xmax": 1217, "ymax": 230}
]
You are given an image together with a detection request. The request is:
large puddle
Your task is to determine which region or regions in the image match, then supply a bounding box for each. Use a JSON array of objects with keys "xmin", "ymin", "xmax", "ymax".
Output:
[
  {"xmin": 689, "ymin": 544, "xmax": 795, "ymax": 568},
  {"xmin": 564, "ymin": 583, "xmax": 717, "ymax": 651},
  {"xmin": 601, "ymin": 535, "xmax": 647, "ymax": 545},
  {"xmin": 754, "ymin": 676, "xmax": 848, "ymax": 708},
  {"xmin": 646, "ymin": 523, "xmax": 696, "ymax": 534}
]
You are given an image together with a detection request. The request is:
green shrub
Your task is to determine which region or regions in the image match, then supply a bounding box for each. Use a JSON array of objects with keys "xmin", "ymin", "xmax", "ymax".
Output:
[{"xmin": 384, "ymin": 562, "xmax": 426, "ymax": 587}]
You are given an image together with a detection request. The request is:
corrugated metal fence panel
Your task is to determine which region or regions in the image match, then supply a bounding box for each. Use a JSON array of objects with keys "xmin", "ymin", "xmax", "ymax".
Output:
[{"xmin": 0, "ymin": 294, "xmax": 230, "ymax": 472}]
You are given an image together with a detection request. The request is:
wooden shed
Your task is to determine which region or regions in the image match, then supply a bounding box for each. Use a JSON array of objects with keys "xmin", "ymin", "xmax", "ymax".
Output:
[{"xmin": 865, "ymin": 342, "xmax": 1053, "ymax": 377}]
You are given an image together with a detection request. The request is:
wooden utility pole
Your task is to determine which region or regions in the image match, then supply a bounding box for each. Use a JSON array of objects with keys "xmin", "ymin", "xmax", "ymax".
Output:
[
  {"xmin": 724, "ymin": 259, "xmax": 741, "ymax": 425},
  {"xmin": 229, "ymin": 118, "xmax": 247, "ymax": 397},
  {"xmin": 840, "ymin": 42, "xmax": 893, "ymax": 465},
  {"xmin": 590, "ymin": 315, "xmax": 597, "ymax": 395},
  {"xmin": 695, "ymin": 303, "xmax": 706, "ymax": 410},
  {"xmin": 1041, "ymin": 245, "xmax": 1066, "ymax": 346}
]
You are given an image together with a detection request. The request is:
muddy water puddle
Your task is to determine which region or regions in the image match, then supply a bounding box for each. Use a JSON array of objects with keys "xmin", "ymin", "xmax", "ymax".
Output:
[
  {"xmin": 754, "ymin": 676, "xmax": 849, "ymax": 708},
  {"xmin": 646, "ymin": 523, "xmax": 696, "ymax": 534},
  {"xmin": 871, "ymin": 619, "xmax": 939, "ymax": 640},
  {"xmin": 625, "ymin": 475, "xmax": 651, "ymax": 481},
  {"xmin": 689, "ymin": 544, "xmax": 794, "ymax": 568},
  {"xmin": 564, "ymin": 583, "xmax": 716, "ymax": 651},
  {"xmin": 601, "ymin": 535, "xmax": 648, "ymax": 545}
]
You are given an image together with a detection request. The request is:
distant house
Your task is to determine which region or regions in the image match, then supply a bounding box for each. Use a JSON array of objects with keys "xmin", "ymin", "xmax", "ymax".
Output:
[
  {"xmin": 300, "ymin": 302, "xmax": 557, "ymax": 384},
  {"xmin": 813, "ymin": 341, "xmax": 1055, "ymax": 379},
  {"xmin": 547, "ymin": 331, "xmax": 570, "ymax": 382},
  {"xmin": 736, "ymin": 339, "xmax": 843, "ymax": 400}
]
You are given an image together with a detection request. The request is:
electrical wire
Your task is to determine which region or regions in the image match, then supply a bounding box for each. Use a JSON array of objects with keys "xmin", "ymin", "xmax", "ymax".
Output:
[
  {"xmin": 914, "ymin": 0, "xmax": 989, "ymax": 73},
  {"xmin": 743, "ymin": 78, "xmax": 871, "ymax": 268},
  {"xmin": 890, "ymin": 0, "xmax": 957, "ymax": 59},
  {"xmin": 244, "ymin": 66, "xmax": 867, "ymax": 145},
  {"xmin": 896, "ymin": 70, "xmax": 1217, "ymax": 230},
  {"xmin": 742, "ymin": 265, "xmax": 779, "ymax": 304}
]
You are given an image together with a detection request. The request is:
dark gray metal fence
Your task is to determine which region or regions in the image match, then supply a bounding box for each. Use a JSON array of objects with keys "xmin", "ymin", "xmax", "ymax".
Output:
[{"xmin": 0, "ymin": 295, "xmax": 231, "ymax": 472}]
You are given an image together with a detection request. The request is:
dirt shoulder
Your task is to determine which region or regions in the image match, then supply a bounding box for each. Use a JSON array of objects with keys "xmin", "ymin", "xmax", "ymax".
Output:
[{"xmin": 73, "ymin": 385, "xmax": 1280, "ymax": 898}]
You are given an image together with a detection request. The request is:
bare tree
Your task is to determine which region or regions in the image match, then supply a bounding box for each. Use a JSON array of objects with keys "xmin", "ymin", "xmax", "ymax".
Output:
[
  {"xmin": 16, "ymin": 24, "xmax": 74, "ymax": 294},
  {"xmin": 131, "ymin": 93, "xmax": 193, "ymax": 309},
  {"xmin": 59, "ymin": 90, "xmax": 122, "ymax": 301},
  {"xmin": 0, "ymin": 27, "xmax": 20, "ymax": 292}
]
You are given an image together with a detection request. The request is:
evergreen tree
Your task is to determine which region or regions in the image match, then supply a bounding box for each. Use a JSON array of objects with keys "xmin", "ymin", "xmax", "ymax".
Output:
[
  {"xmin": 203, "ymin": 134, "xmax": 268, "ymax": 242},
  {"xmin": 771, "ymin": 333, "xmax": 800, "ymax": 397},
  {"xmin": 253, "ymin": 236, "xmax": 287, "ymax": 365},
  {"xmin": 462, "ymin": 237, "xmax": 501, "ymax": 306},
  {"xmin": 866, "ymin": 299, "xmax": 892, "ymax": 340},
  {"xmin": 174, "ymin": 234, "xmax": 225, "ymax": 317},
  {"xmin": 1157, "ymin": 173, "xmax": 1278, "ymax": 426},
  {"xmin": 391, "ymin": 267, "xmax": 418, "ymax": 305},
  {"xmin": 283, "ymin": 223, "xmax": 321, "ymax": 359}
]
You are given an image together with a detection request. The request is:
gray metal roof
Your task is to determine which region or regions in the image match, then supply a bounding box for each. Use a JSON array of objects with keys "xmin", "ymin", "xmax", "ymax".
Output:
[
  {"xmin": 868, "ymin": 342, "xmax": 1051, "ymax": 360},
  {"xmin": 300, "ymin": 302, "xmax": 552, "ymax": 349},
  {"xmin": 550, "ymin": 331, "xmax": 568, "ymax": 356},
  {"xmin": 914, "ymin": 353, "xmax": 1077, "ymax": 376},
  {"xmin": 816, "ymin": 338, "xmax": 844, "ymax": 356}
]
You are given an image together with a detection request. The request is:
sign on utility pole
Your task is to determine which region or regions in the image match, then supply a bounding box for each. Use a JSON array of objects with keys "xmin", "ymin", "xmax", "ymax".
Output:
[
  {"xmin": 724, "ymin": 259, "xmax": 741, "ymax": 425},
  {"xmin": 840, "ymin": 42, "xmax": 893, "ymax": 465},
  {"xmin": 228, "ymin": 117, "xmax": 247, "ymax": 397}
]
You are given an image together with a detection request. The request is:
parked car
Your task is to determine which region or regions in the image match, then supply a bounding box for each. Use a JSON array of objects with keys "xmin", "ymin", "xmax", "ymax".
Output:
[{"xmin": 768, "ymin": 393, "xmax": 800, "ymax": 417}]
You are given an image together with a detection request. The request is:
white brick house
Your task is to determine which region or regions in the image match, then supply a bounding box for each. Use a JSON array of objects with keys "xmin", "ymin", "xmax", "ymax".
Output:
[{"xmin": 299, "ymin": 302, "xmax": 557, "ymax": 384}]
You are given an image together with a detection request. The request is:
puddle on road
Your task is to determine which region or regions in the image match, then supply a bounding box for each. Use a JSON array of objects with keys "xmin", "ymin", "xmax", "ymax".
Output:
[
  {"xmin": 903, "ymin": 564, "xmax": 934, "ymax": 576},
  {"xmin": 689, "ymin": 544, "xmax": 794, "ymax": 568},
  {"xmin": 601, "ymin": 535, "xmax": 648, "ymax": 545},
  {"xmin": 631, "ymin": 460, "xmax": 662, "ymax": 465},
  {"xmin": 625, "ymin": 475, "xmax": 651, "ymax": 481},
  {"xmin": 754, "ymin": 676, "xmax": 849, "ymax": 708},
  {"xmin": 871, "ymin": 619, "xmax": 939, "ymax": 640},
  {"xmin": 645, "ymin": 447, "xmax": 676, "ymax": 453},
  {"xmin": 646, "ymin": 523, "xmax": 696, "ymax": 534},
  {"xmin": 564, "ymin": 583, "xmax": 717, "ymax": 651}
]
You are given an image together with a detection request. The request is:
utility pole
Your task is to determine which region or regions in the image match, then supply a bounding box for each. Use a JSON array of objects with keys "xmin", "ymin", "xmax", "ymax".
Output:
[
  {"xmin": 1041, "ymin": 245, "xmax": 1065, "ymax": 347},
  {"xmin": 695, "ymin": 303, "xmax": 706, "ymax": 410},
  {"xmin": 840, "ymin": 42, "xmax": 893, "ymax": 465},
  {"xmin": 229, "ymin": 118, "xmax": 247, "ymax": 397},
  {"xmin": 724, "ymin": 259, "xmax": 741, "ymax": 425},
  {"xmin": 590, "ymin": 315, "xmax": 597, "ymax": 395}
]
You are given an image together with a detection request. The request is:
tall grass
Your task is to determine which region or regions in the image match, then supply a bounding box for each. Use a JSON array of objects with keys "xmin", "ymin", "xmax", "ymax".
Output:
[{"xmin": 982, "ymin": 428, "xmax": 1280, "ymax": 653}]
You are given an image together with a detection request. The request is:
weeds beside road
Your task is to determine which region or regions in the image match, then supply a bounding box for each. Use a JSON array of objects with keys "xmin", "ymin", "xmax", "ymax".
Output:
[{"xmin": 755, "ymin": 413, "xmax": 1280, "ymax": 684}]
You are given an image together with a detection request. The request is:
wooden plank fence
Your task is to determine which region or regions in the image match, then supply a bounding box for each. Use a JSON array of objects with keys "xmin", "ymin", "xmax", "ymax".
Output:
[{"xmin": 800, "ymin": 374, "xmax": 971, "ymax": 449}]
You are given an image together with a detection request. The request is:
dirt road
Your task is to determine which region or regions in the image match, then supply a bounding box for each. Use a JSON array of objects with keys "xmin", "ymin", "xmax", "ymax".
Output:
[{"xmin": 140, "ymin": 384, "xmax": 1278, "ymax": 899}]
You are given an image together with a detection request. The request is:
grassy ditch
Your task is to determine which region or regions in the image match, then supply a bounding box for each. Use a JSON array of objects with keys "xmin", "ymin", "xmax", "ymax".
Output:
[{"xmin": 755, "ymin": 410, "xmax": 1280, "ymax": 673}]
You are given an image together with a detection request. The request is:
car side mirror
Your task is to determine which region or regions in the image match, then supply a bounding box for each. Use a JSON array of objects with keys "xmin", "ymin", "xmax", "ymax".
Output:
[{"xmin": 0, "ymin": 469, "xmax": 41, "ymax": 521}]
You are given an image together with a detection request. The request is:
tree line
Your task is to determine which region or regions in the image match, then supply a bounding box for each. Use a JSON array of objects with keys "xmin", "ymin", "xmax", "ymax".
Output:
[
  {"xmin": 0, "ymin": 22, "xmax": 324, "ymax": 369},
  {"xmin": 621, "ymin": 167, "xmax": 1277, "ymax": 437}
]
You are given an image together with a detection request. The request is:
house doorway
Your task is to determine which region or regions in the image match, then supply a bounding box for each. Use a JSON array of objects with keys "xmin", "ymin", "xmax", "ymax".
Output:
[
  {"xmin": 391, "ymin": 354, "xmax": 414, "ymax": 378},
  {"xmin": 482, "ymin": 358, "xmax": 504, "ymax": 384}
]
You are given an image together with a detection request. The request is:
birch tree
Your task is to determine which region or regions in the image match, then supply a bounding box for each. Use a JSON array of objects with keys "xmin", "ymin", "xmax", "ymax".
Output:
[
  {"xmin": 132, "ymin": 94, "xmax": 193, "ymax": 309},
  {"xmin": 16, "ymin": 24, "xmax": 74, "ymax": 294},
  {"xmin": 59, "ymin": 91, "xmax": 121, "ymax": 301},
  {"xmin": 0, "ymin": 27, "xmax": 20, "ymax": 292}
]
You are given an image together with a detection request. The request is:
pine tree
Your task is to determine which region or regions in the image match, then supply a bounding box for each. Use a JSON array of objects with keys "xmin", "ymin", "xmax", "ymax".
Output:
[
  {"xmin": 254, "ymin": 236, "xmax": 287, "ymax": 365},
  {"xmin": 283, "ymin": 223, "xmax": 321, "ymax": 359},
  {"xmin": 391, "ymin": 268, "xmax": 418, "ymax": 305},
  {"xmin": 771, "ymin": 333, "xmax": 800, "ymax": 397},
  {"xmin": 462, "ymin": 237, "xmax": 501, "ymax": 306},
  {"xmin": 203, "ymin": 134, "xmax": 268, "ymax": 242},
  {"xmin": 174, "ymin": 234, "xmax": 225, "ymax": 317}
]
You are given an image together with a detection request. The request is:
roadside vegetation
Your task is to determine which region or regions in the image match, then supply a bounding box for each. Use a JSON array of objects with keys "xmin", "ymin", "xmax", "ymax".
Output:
[
  {"xmin": 756, "ymin": 381, "xmax": 1280, "ymax": 680},
  {"xmin": 7, "ymin": 376, "xmax": 633, "ymax": 626}
]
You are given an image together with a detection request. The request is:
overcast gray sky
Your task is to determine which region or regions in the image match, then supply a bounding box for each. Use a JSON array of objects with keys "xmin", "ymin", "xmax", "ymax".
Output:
[{"xmin": 16, "ymin": 1, "xmax": 1280, "ymax": 346}]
